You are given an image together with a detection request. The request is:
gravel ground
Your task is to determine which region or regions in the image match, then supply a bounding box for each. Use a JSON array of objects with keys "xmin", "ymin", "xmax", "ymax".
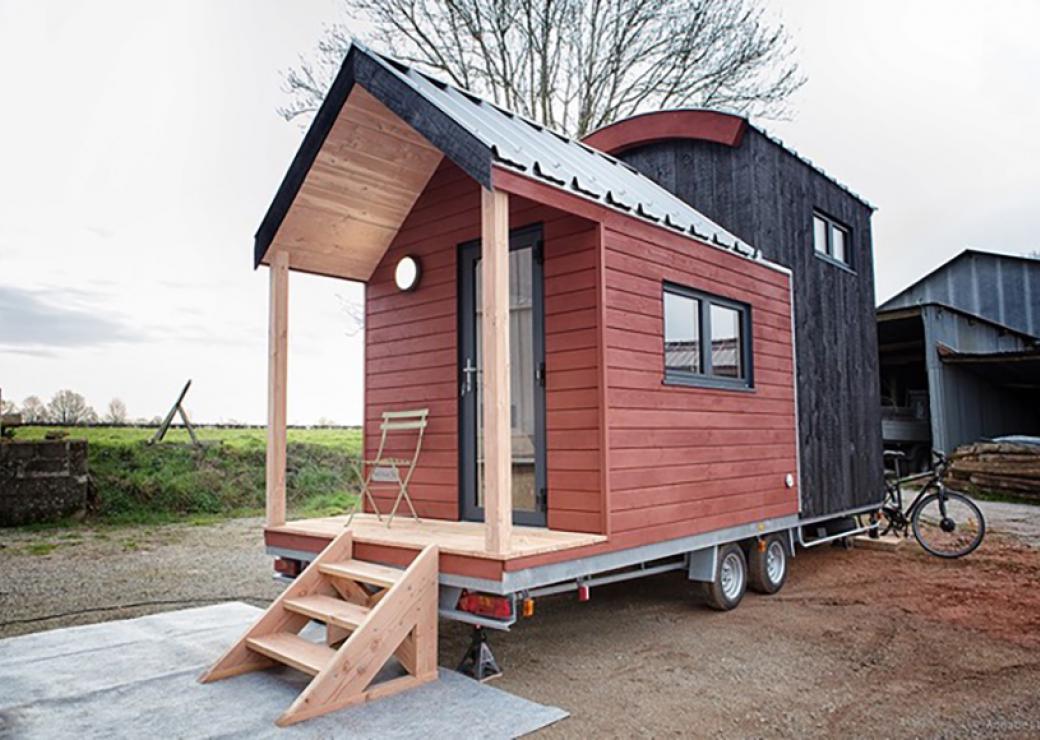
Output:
[
  {"xmin": 976, "ymin": 499, "xmax": 1040, "ymax": 544},
  {"xmin": 0, "ymin": 517, "xmax": 281, "ymax": 638},
  {"xmin": 2, "ymin": 509, "xmax": 1039, "ymax": 737}
]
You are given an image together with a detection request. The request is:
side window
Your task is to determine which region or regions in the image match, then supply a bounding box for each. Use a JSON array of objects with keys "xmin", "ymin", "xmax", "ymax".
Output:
[
  {"xmin": 663, "ymin": 283, "xmax": 752, "ymax": 389},
  {"xmin": 813, "ymin": 211, "xmax": 852, "ymax": 268}
]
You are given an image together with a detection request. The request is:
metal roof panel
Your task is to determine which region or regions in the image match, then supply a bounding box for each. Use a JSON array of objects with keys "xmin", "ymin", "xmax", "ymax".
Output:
[{"xmin": 361, "ymin": 46, "xmax": 756, "ymax": 258}]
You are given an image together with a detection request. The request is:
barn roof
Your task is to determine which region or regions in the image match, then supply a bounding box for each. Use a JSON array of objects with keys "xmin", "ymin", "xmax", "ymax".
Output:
[
  {"xmin": 255, "ymin": 42, "xmax": 758, "ymax": 278},
  {"xmin": 878, "ymin": 249, "xmax": 1040, "ymax": 339}
]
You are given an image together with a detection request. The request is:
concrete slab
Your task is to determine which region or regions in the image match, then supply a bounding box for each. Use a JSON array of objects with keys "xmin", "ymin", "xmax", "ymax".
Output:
[{"xmin": 0, "ymin": 603, "xmax": 568, "ymax": 739}]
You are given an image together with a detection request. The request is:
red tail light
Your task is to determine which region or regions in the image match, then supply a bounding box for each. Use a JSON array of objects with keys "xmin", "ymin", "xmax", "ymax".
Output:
[
  {"xmin": 457, "ymin": 591, "xmax": 513, "ymax": 619},
  {"xmin": 273, "ymin": 557, "xmax": 303, "ymax": 577}
]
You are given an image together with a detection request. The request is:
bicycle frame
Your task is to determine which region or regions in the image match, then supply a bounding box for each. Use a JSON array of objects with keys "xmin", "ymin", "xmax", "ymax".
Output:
[{"xmin": 883, "ymin": 465, "xmax": 947, "ymax": 529}]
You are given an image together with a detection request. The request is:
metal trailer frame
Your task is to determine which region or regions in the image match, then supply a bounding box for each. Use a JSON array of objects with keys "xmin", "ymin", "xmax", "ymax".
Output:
[{"xmin": 268, "ymin": 503, "xmax": 878, "ymax": 631}]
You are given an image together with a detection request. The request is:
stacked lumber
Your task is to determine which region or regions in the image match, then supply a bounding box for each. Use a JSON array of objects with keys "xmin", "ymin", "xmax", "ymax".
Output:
[{"xmin": 948, "ymin": 442, "xmax": 1040, "ymax": 500}]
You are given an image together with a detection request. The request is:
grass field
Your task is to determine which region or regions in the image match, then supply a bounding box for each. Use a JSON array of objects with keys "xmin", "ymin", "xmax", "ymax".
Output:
[{"xmin": 10, "ymin": 426, "xmax": 362, "ymax": 527}]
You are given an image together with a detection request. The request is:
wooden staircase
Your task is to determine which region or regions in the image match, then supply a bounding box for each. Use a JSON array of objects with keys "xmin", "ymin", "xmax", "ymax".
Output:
[{"xmin": 199, "ymin": 531, "xmax": 439, "ymax": 726}]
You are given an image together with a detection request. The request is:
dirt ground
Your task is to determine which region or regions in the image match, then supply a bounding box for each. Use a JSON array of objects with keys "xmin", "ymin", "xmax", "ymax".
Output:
[{"xmin": 2, "ymin": 516, "xmax": 1040, "ymax": 738}]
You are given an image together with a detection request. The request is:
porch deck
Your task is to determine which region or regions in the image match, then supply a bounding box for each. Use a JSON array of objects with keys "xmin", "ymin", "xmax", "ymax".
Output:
[{"xmin": 266, "ymin": 513, "xmax": 605, "ymax": 561}]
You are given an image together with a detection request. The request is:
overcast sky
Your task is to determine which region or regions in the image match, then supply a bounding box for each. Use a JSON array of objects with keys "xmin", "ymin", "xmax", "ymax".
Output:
[{"xmin": 1, "ymin": 1, "xmax": 1038, "ymax": 424}]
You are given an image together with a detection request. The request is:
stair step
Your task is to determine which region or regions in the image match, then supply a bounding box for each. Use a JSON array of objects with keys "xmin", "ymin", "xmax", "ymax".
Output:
[
  {"xmin": 319, "ymin": 559, "xmax": 403, "ymax": 588},
  {"xmin": 284, "ymin": 594, "xmax": 371, "ymax": 630},
  {"xmin": 245, "ymin": 633, "xmax": 335, "ymax": 676}
]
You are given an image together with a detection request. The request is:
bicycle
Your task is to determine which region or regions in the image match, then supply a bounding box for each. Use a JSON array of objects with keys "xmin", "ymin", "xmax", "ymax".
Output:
[{"xmin": 875, "ymin": 449, "xmax": 986, "ymax": 558}]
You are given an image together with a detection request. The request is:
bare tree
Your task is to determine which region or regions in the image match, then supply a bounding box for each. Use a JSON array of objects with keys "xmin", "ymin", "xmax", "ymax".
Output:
[
  {"xmin": 47, "ymin": 390, "xmax": 96, "ymax": 425},
  {"xmin": 20, "ymin": 395, "xmax": 47, "ymax": 423},
  {"xmin": 335, "ymin": 293, "xmax": 365, "ymax": 337},
  {"xmin": 105, "ymin": 398, "xmax": 129, "ymax": 424},
  {"xmin": 0, "ymin": 398, "xmax": 16, "ymax": 416},
  {"xmin": 282, "ymin": 0, "xmax": 804, "ymax": 137}
]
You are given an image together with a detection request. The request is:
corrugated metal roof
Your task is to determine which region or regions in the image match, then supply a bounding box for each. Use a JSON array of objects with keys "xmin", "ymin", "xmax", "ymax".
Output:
[
  {"xmin": 879, "ymin": 249, "xmax": 1040, "ymax": 340},
  {"xmin": 361, "ymin": 45, "xmax": 759, "ymax": 260}
]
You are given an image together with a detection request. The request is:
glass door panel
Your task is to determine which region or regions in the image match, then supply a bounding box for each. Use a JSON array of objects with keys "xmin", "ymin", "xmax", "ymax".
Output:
[{"xmin": 459, "ymin": 227, "xmax": 546, "ymax": 526}]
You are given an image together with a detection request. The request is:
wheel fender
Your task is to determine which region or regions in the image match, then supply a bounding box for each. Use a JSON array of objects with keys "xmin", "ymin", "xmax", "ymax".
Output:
[{"xmin": 686, "ymin": 545, "xmax": 718, "ymax": 583}]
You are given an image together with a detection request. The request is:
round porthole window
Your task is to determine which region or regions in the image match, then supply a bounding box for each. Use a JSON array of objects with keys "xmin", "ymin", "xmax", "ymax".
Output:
[{"xmin": 394, "ymin": 255, "xmax": 421, "ymax": 292}]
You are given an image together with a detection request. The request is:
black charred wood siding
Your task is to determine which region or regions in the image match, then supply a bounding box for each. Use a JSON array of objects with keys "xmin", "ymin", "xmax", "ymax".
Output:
[{"xmin": 617, "ymin": 129, "xmax": 883, "ymax": 517}]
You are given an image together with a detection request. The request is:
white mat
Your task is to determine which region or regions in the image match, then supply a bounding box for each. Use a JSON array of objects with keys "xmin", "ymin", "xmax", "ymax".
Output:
[{"xmin": 0, "ymin": 602, "xmax": 567, "ymax": 739}]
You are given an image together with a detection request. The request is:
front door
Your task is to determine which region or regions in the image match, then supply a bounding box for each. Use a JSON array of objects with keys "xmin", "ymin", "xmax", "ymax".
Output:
[{"xmin": 458, "ymin": 224, "xmax": 547, "ymax": 526}]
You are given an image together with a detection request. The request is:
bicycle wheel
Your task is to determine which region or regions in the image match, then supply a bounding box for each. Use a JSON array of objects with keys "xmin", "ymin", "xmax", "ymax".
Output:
[{"xmin": 911, "ymin": 490, "xmax": 985, "ymax": 558}]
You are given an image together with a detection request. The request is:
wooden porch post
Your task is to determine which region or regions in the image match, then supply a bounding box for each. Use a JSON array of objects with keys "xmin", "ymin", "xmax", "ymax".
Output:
[
  {"xmin": 481, "ymin": 187, "xmax": 512, "ymax": 555},
  {"xmin": 266, "ymin": 250, "xmax": 289, "ymax": 527}
]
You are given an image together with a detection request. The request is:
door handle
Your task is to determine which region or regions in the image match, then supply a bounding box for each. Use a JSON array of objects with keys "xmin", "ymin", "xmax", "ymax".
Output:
[{"xmin": 461, "ymin": 358, "xmax": 477, "ymax": 396}]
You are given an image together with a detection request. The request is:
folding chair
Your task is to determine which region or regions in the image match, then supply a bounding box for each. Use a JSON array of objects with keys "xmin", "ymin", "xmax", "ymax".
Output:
[{"xmin": 346, "ymin": 408, "xmax": 429, "ymax": 528}]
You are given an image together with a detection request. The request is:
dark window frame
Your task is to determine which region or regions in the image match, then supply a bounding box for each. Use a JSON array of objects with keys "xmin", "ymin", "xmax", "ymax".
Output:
[
  {"xmin": 662, "ymin": 281, "xmax": 754, "ymax": 391},
  {"xmin": 812, "ymin": 210, "xmax": 854, "ymax": 271}
]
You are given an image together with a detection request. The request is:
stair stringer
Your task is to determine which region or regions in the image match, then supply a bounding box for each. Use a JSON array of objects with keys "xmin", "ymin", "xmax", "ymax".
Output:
[
  {"xmin": 276, "ymin": 544, "xmax": 440, "ymax": 727},
  {"xmin": 198, "ymin": 530, "xmax": 355, "ymax": 683}
]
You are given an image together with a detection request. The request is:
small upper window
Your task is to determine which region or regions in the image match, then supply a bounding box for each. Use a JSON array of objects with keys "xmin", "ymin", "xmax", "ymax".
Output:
[
  {"xmin": 664, "ymin": 283, "xmax": 752, "ymax": 389},
  {"xmin": 813, "ymin": 216, "xmax": 828, "ymax": 255},
  {"xmin": 813, "ymin": 212, "xmax": 852, "ymax": 268}
]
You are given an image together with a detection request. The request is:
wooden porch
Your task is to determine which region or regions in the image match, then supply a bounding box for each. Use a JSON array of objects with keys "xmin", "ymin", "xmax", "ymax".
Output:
[
  {"xmin": 259, "ymin": 79, "xmax": 574, "ymax": 557},
  {"xmin": 267, "ymin": 513, "xmax": 605, "ymax": 561}
]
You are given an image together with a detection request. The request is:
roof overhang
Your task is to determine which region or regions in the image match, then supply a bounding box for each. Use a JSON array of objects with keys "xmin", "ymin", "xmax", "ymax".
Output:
[
  {"xmin": 937, "ymin": 343, "xmax": 1040, "ymax": 390},
  {"xmin": 878, "ymin": 301, "xmax": 1038, "ymax": 342},
  {"xmin": 253, "ymin": 47, "xmax": 491, "ymax": 280}
]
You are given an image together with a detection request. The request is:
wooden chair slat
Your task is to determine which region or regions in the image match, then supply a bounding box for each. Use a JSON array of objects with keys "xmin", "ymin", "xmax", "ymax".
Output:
[{"xmin": 381, "ymin": 409, "xmax": 429, "ymax": 420}]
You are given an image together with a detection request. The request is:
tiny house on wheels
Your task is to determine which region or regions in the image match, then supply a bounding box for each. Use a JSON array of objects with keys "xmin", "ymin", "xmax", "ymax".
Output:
[{"xmin": 203, "ymin": 42, "xmax": 882, "ymax": 724}]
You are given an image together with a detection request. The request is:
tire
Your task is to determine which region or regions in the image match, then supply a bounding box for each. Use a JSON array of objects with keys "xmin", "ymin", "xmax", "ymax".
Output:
[
  {"xmin": 702, "ymin": 543, "xmax": 748, "ymax": 611},
  {"xmin": 748, "ymin": 535, "xmax": 787, "ymax": 595},
  {"xmin": 911, "ymin": 490, "xmax": 986, "ymax": 558}
]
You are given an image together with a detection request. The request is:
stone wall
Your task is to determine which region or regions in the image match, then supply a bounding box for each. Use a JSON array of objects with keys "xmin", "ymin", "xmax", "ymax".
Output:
[{"xmin": 0, "ymin": 440, "xmax": 89, "ymax": 526}]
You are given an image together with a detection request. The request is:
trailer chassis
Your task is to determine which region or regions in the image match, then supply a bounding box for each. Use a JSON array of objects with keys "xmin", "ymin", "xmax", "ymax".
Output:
[{"xmin": 269, "ymin": 503, "xmax": 879, "ymax": 632}]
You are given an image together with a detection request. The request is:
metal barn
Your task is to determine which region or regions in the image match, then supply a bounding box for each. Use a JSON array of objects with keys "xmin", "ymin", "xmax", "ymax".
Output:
[{"xmin": 877, "ymin": 249, "xmax": 1040, "ymax": 468}]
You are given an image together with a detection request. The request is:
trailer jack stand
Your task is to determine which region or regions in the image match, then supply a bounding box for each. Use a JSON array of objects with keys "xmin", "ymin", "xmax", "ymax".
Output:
[{"xmin": 457, "ymin": 626, "xmax": 502, "ymax": 682}]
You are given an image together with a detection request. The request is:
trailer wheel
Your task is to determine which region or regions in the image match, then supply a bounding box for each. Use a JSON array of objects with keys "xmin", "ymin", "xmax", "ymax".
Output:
[
  {"xmin": 748, "ymin": 535, "xmax": 787, "ymax": 594},
  {"xmin": 702, "ymin": 544, "xmax": 747, "ymax": 611}
]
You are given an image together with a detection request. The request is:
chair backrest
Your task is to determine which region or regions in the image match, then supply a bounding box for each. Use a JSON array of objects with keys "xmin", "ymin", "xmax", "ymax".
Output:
[{"xmin": 379, "ymin": 408, "xmax": 429, "ymax": 433}]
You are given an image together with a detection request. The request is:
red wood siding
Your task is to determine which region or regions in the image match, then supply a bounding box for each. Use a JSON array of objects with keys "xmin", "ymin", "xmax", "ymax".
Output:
[
  {"xmin": 364, "ymin": 161, "xmax": 604, "ymax": 531},
  {"xmin": 602, "ymin": 222, "xmax": 799, "ymax": 545},
  {"xmin": 364, "ymin": 163, "xmax": 474, "ymax": 520},
  {"xmin": 541, "ymin": 211, "xmax": 602, "ymax": 533}
]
